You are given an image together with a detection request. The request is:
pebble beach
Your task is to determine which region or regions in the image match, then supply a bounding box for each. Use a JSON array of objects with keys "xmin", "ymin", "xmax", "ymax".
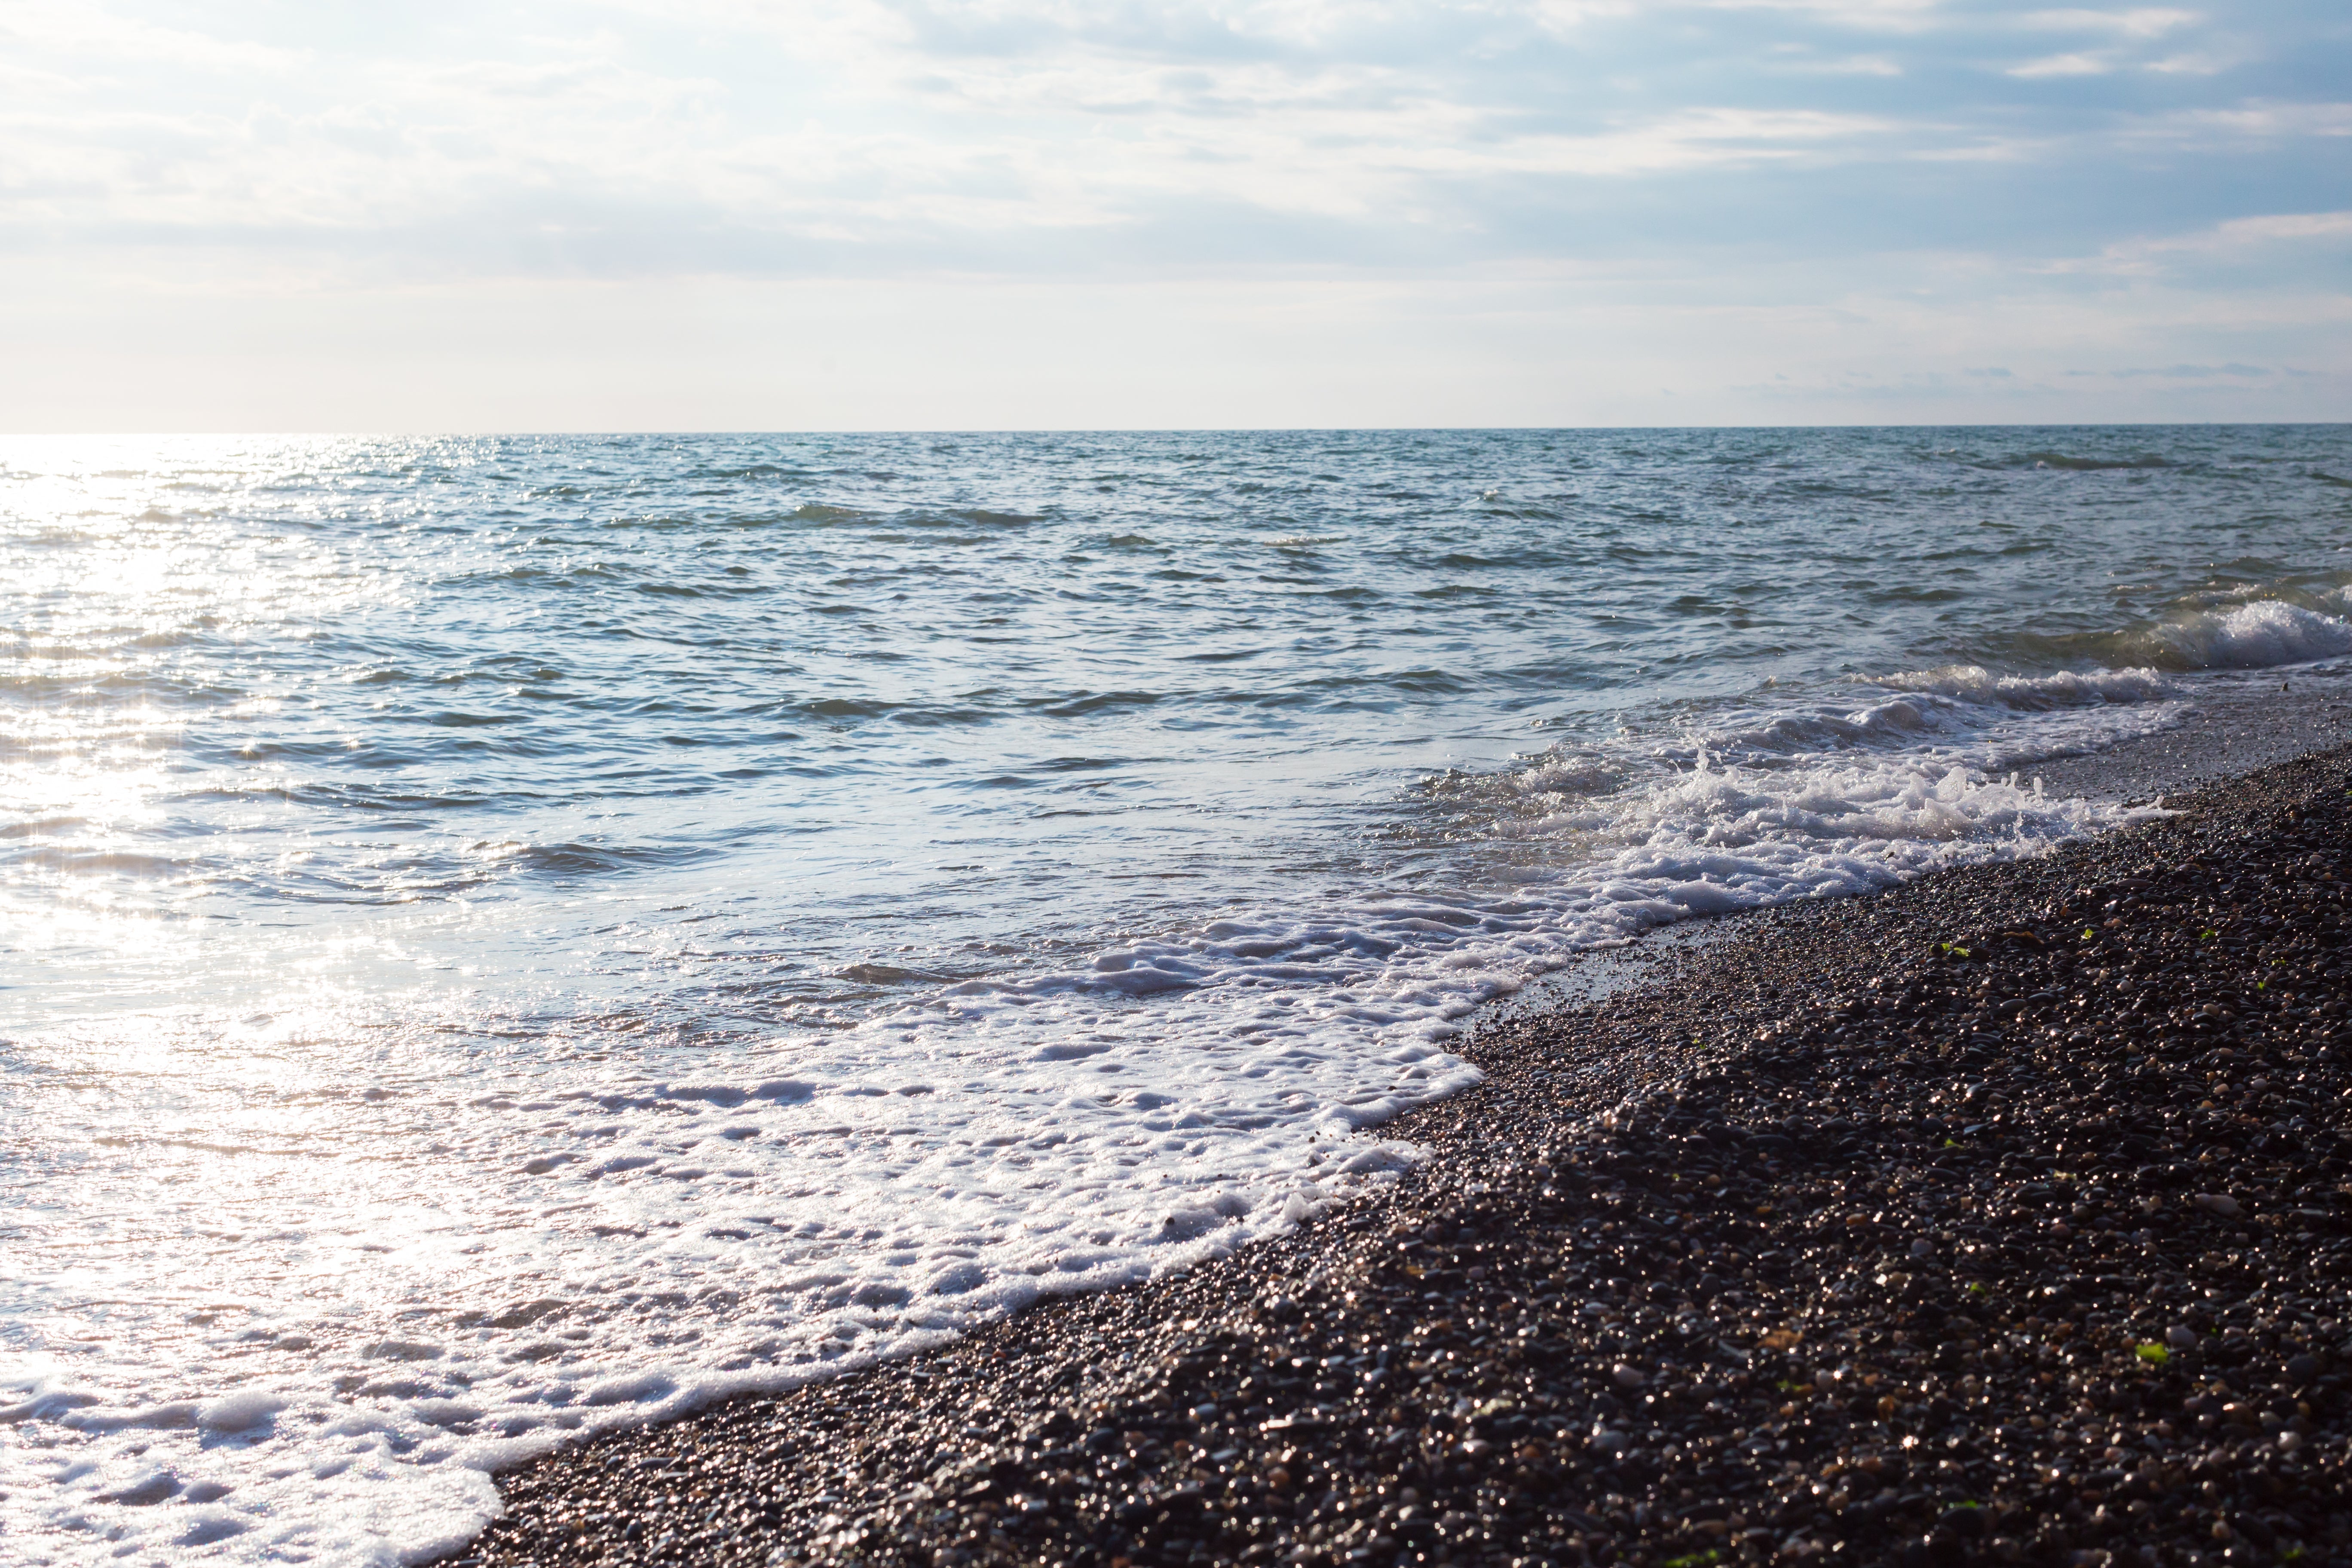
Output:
[{"xmin": 444, "ymin": 739, "xmax": 2352, "ymax": 1568}]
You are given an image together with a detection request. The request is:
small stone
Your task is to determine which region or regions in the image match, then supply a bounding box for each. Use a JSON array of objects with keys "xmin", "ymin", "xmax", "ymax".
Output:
[
  {"xmin": 1938, "ymin": 1506, "xmax": 1988, "ymax": 1539},
  {"xmin": 2168, "ymin": 1326, "xmax": 2199, "ymax": 1349},
  {"xmin": 2287, "ymin": 1353, "xmax": 2321, "ymax": 1383},
  {"xmin": 2192, "ymin": 1193, "xmax": 2244, "ymax": 1219},
  {"xmin": 2278, "ymin": 1430, "xmax": 2304, "ymax": 1451},
  {"xmin": 1611, "ymin": 1363, "xmax": 1645, "ymax": 1388}
]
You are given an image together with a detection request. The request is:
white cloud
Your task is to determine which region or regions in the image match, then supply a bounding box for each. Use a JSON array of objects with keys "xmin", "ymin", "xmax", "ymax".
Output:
[
  {"xmin": 1782, "ymin": 52, "xmax": 1906, "ymax": 74},
  {"xmin": 2003, "ymin": 6, "xmax": 2216, "ymax": 75},
  {"xmin": 1469, "ymin": 108, "xmax": 1908, "ymax": 176},
  {"xmin": 2018, "ymin": 8, "xmax": 2196, "ymax": 37},
  {"xmin": 2007, "ymin": 50, "xmax": 2113, "ymax": 76},
  {"xmin": 0, "ymin": 3, "xmax": 310, "ymax": 73},
  {"xmin": 2143, "ymin": 49, "xmax": 2239, "ymax": 75},
  {"xmin": 1693, "ymin": 0, "xmax": 1947, "ymax": 32},
  {"xmin": 2167, "ymin": 101, "xmax": 2352, "ymax": 139},
  {"xmin": 2205, "ymin": 211, "xmax": 2352, "ymax": 242},
  {"xmin": 2046, "ymin": 208, "xmax": 2352, "ymax": 275}
]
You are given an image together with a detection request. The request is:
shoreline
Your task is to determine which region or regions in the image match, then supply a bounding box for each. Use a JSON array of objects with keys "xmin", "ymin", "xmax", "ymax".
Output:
[
  {"xmin": 448, "ymin": 739, "xmax": 2352, "ymax": 1568},
  {"xmin": 2025, "ymin": 665, "xmax": 2352, "ymax": 803}
]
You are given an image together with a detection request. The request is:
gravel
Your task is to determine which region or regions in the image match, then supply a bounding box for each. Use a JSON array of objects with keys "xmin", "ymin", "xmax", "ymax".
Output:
[{"xmin": 444, "ymin": 744, "xmax": 2352, "ymax": 1568}]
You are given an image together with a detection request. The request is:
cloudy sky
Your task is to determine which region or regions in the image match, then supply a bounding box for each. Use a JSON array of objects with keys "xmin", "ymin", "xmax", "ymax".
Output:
[{"xmin": 3, "ymin": 0, "xmax": 2346, "ymax": 429}]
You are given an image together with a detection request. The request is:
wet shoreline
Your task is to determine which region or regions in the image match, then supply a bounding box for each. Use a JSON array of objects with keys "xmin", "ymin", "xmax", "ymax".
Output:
[{"xmin": 448, "ymin": 741, "xmax": 2352, "ymax": 1568}]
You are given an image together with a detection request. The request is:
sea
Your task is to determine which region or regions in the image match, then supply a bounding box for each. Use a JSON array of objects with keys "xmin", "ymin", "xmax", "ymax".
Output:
[{"xmin": 6, "ymin": 426, "xmax": 2350, "ymax": 1563}]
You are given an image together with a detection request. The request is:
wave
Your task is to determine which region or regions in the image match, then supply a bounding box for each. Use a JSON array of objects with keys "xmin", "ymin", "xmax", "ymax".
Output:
[
  {"xmin": 2139, "ymin": 599, "xmax": 2352, "ymax": 670},
  {"xmin": 2018, "ymin": 596, "xmax": 2352, "ymax": 674},
  {"xmin": 2022, "ymin": 451, "xmax": 2176, "ymax": 472},
  {"xmin": 1625, "ymin": 669, "xmax": 2176, "ymax": 778},
  {"xmin": 493, "ymin": 840, "xmax": 717, "ymax": 877},
  {"xmin": 1870, "ymin": 664, "xmax": 2174, "ymax": 709}
]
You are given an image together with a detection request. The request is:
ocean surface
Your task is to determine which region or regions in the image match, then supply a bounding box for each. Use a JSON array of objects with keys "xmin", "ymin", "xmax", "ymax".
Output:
[{"xmin": 6, "ymin": 426, "xmax": 2351, "ymax": 1563}]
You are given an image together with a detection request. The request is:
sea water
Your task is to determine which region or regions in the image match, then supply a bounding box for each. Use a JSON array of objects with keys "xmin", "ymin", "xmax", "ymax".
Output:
[{"xmin": 4, "ymin": 426, "xmax": 2349, "ymax": 1562}]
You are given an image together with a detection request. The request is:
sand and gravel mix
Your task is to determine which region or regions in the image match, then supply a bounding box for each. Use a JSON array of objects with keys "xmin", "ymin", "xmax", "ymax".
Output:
[{"xmin": 447, "ymin": 744, "xmax": 2352, "ymax": 1568}]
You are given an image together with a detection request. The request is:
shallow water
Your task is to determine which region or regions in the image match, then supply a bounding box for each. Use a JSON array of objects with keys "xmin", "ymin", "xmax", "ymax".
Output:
[{"xmin": 5, "ymin": 426, "xmax": 2349, "ymax": 1562}]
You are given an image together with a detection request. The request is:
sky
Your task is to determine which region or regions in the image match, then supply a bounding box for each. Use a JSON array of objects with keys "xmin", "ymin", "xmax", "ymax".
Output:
[{"xmin": 1, "ymin": 0, "xmax": 2347, "ymax": 429}]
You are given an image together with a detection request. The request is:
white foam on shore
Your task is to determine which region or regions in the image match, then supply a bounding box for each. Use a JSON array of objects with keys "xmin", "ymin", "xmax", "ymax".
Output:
[{"xmin": 0, "ymin": 678, "xmax": 2188, "ymax": 1565}]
